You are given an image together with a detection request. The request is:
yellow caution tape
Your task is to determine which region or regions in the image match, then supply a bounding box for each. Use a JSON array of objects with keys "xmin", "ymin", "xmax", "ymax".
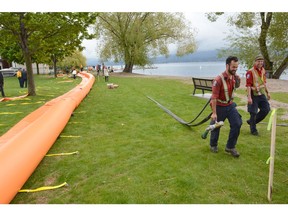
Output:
[
  {"xmin": 266, "ymin": 156, "xmax": 273, "ymax": 164},
  {"xmin": 267, "ymin": 109, "xmax": 277, "ymax": 131},
  {"xmin": 45, "ymin": 151, "xmax": 79, "ymax": 157},
  {"xmin": 0, "ymin": 112, "xmax": 22, "ymax": 115},
  {"xmin": 19, "ymin": 182, "xmax": 68, "ymax": 193},
  {"xmin": 60, "ymin": 135, "xmax": 81, "ymax": 138}
]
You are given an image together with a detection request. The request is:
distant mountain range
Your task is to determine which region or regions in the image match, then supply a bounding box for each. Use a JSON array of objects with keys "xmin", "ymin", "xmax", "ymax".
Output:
[{"xmin": 86, "ymin": 50, "xmax": 223, "ymax": 66}]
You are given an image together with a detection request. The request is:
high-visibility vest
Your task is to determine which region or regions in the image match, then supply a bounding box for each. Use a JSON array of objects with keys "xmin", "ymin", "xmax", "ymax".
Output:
[
  {"xmin": 250, "ymin": 67, "xmax": 266, "ymax": 96},
  {"xmin": 16, "ymin": 70, "xmax": 22, "ymax": 78},
  {"xmin": 217, "ymin": 73, "xmax": 235, "ymax": 104}
]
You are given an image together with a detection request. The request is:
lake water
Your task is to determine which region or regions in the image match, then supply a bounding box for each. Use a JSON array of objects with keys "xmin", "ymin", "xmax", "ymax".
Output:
[{"xmin": 130, "ymin": 62, "xmax": 288, "ymax": 80}]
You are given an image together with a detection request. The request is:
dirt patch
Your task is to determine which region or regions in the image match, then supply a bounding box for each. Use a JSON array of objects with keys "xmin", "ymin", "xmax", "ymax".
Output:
[{"xmin": 236, "ymin": 78, "xmax": 288, "ymax": 120}]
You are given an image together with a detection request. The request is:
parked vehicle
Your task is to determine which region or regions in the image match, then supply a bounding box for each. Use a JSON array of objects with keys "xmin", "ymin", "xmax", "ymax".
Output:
[{"xmin": 0, "ymin": 67, "xmax": 19, "ymax": 77}]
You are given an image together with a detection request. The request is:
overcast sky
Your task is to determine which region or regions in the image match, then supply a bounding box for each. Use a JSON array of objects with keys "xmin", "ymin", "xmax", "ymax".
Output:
[
  {"xmin": 82, "ymin": 12, "xmax": 233, "ymax": 58},
  {"xmin": 4, "ymin": 0, "xmax": 284, "ymax": 59}
]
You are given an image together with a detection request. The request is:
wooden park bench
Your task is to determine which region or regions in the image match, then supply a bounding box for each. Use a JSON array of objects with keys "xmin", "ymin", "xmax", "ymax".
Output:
[{"xmin": 192, "ymin": 77, "xmax": 213, "ymax": 95}]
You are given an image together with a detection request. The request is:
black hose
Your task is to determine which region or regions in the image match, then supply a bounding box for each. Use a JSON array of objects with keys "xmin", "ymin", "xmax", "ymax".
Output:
[{"xmin": 147, "ymin": 95, "xmax": 212, "ymax": 127}]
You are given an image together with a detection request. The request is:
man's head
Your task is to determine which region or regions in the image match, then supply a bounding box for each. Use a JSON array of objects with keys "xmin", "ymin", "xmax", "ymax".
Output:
[
  {"xmin": 226, "ymin": 56, "xmax": 239, "ymax": 75},
  {"xmin": 254, "ymin": 55, "xmax": 264, "ymax": 69}
]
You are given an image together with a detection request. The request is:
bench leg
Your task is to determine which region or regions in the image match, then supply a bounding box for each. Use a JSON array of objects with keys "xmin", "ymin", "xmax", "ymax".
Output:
[{"xmin": 193, "ymin": 88, "xmax": 196, "ymax": 95}]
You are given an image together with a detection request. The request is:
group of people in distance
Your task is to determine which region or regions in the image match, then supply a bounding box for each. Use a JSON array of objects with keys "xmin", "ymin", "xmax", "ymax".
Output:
[
  {"xmin": 209, "ymin": 55, "xmax": 271, "ymax": 158},
  {"xmin": 16, "ymin": 68, "xmax": 27, "ymax": 88},
  {"xmin": 0, "ymin": 68, "xmax": 27, "ymax": 98}
]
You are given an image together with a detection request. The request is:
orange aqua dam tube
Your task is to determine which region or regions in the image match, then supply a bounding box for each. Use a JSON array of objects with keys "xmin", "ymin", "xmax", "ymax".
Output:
[{"xmin": 0, "ymin": 72, "xmax": 95, "ymax": 204}]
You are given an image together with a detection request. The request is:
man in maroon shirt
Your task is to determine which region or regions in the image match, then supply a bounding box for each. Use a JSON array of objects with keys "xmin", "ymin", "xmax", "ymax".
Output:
[
  {"xmin": 246, "ymin": 55, "xmax": 271, "ymax": 135},
  {"xmin": 209, "ymin": 56, "xmax": 242, "ymax": 157}
]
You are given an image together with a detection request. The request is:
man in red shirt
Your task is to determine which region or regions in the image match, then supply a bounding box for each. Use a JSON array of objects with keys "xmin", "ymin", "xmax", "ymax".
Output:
[
  {"xmin": 246, "ymin": 55, "xmax": 271, "ymax": 135},
  {"xmin": 210, "ymin": 56, "xmax": 242, "ymax": 157}
]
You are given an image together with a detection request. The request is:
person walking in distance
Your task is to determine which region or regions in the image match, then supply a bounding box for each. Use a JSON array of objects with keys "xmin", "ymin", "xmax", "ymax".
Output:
[
  {"xmin": 21, "ymin": 68, "xmax": 27, "ymax": 88},
  {"xmin": 0, "ymin": 71, "xmax": 5, "ymax": 97},
  {"xmin": 16, "ymin": 68, "xmax": 23, "ymax": 88},
  {"xmin": 72, "ymin": 68, "xmax": 77, "ymax": 79},
  {"xmin": 104, "ymin": 66, "xmax": 109, "ymax": 82},
  {"xmin": 246, "ymin": 55, "xmax": 271, "ymax": 136},
  {"xmin": 209, "ymin": 56, "xmax": 242, "ymax": 157}
]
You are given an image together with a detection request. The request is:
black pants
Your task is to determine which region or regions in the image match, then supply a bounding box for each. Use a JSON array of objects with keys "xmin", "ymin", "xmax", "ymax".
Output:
[
  {"xmin": 0, "ymin": 85, "xmax": 5, "ymax": 97},
  {"xmin": 247, "ymin": 94, "xmax": 270, "ymax": 133},
  {"xmin": 210, "ymin": 102, "xmax": 242, "ymax": 149},
  {"xmin": 23, "ymin": 79, "xmax": 27, "ymax": 88},
  {"xmin": 18, "ymin": 78, "xmax": 24, "ymax": 88}
]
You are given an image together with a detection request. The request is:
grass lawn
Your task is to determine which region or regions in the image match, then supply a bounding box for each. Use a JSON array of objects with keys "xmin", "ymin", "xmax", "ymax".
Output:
[{"xmin": 2, "ymin": 73, "xmax": 288, "ymax": 204}]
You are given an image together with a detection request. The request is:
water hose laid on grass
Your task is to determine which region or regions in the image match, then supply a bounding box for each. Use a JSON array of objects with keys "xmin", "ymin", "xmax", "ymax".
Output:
[{"xmin": 147, "ymin": 95, "xmax": 212, "ymax": 127}]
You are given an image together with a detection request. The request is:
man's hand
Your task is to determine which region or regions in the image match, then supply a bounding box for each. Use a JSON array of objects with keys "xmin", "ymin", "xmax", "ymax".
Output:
[
  {"xmin": 211, "ymin": 113, "xmax": 217, "ymax": 122},
  {"xmin": 267, "ymin": 92, "xmax": 271, "ymax": 100},
  {"xmin": 247, "ymin": 96, "xmax": 253, "ymax": 105}
]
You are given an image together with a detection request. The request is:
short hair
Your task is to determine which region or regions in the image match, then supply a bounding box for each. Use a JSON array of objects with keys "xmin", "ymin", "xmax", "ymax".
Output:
[{"xmin": 226, "ymin": 56, "xmax": 238, "ymax": 65}]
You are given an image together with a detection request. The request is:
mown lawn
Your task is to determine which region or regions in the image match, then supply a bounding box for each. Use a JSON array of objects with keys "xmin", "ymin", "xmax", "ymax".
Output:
[{"xmin": 2, "ymin": 73, "xmax": 288, "ymax": 204}]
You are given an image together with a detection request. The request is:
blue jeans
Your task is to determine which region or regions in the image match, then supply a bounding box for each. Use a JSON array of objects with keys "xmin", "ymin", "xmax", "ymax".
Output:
[
  {"xmin": 210, "ymin": 102, "xmax": 242, "ymax": 149},
  {"xmin": 247, "ymin": 94, "xmax": 270, "ymax": 133}
]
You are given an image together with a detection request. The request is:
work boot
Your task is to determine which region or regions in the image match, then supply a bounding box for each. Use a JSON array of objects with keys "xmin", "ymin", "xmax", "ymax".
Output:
[
  {"xmin": 225, "ymin": 148, "xmax": 240, "ymax": 158},
  {"xmin": 210, "ymin": 146, "xmax": 218, "ymax": 153},
  {"xmin": 251, "ymin": 130, "xmax": 259, "ymax": 136}
]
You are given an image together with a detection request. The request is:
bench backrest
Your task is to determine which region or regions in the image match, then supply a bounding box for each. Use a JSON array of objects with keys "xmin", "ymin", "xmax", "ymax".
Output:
[{"xmin": 192, "ymin": 78, "xmax": 213, "ymax": 88}]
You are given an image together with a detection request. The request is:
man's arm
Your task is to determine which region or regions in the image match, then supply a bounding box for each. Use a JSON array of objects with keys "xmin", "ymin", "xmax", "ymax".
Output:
[
  {"xmin": 211, "ymin": 98, "xmax": 217, "ymax": 122},
  {"xmin": 246, "ymin": 71, "xmax": 253, "ymax": 104},
  {"xmin": 247, "ymin": 86, "xmax": 253, "ymax": 104},
  {"xmin": 264, "ymin": 84, "xmax": 271, "ymax": 100},
  {"xmin": 235, "ymin": 74, "xmax": 241, "ymax": 88}
]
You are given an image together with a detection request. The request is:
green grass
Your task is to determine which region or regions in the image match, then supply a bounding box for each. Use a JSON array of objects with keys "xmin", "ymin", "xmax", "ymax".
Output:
[
  {"xmin": 2, "ymin": 73, "xmax": 288, "ymax": 204},
  {"xmin": 270, "ymin": 92, "xmax": 288, "ymax": 104},
  {"xmin": 0, "ymin": 75, "xmax": 81, "ymax": 135}
]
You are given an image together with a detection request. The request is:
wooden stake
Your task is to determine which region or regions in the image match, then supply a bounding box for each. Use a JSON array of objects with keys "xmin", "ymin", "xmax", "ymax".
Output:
[{"xmin": 267, "ymin": 109, "xmax": 277, "ymax": 202}]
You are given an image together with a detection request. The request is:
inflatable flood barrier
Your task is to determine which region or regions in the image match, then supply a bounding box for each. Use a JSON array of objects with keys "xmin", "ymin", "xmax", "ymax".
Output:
[{"xmin": 0, "ymin": 72, "xmax": 95, "ymax": 204}]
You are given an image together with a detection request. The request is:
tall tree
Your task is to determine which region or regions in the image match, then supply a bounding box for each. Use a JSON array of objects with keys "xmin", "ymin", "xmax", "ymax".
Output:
[
  {"xmin": 207, "ymin": 12, "xmax": 288, "ymax": 79},
  {"xmin": 58, "ymin": 50, "xmax": 87, "ymax": 71},
  {"xmin": 94, "ymin": 12, "xmax": 197, "ymax": 73},
  {"xmin": 0, "ymin": 12, "xmax": 97, "ymax": 95}
]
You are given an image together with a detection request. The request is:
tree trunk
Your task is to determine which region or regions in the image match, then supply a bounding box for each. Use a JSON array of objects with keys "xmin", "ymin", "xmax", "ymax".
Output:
[
  {"xmin": 52, "ymin": 55, "xmax": 57, "ymax": 78},
  {"xmin": 24, "ymin": 54, "xmax": 36, "ymax": 96},
  {"xmin": 123, "ymin": 63, "xmax": 133, "ymax": 73},
  {"xmin": 36, "ymin": 62, "xmax": 40, "ymax": 75},
  {"xmin": 258, "ymin": 12, "xmax": 273, "ymax": 71},
  {"xmin": 19, "ymin": 13, "xmax": 36, "ymax": 96},
  {"xmin": 272, "ymin": 55, "xmax": 288, "ymax": 79}
]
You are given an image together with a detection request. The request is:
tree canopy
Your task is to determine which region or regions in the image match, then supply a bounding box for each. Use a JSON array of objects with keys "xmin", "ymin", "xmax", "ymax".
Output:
[
  {"xmin": 94, "ymin": 12, "xmax": 197, "ymax": 72},
  {"xmin": 207, "ymin": 12, "xmax": 288, "ymax": 79},
  {"xmin": 58, "ymin": 50, "xmax": 87, "ymax": 71},
  {"xmin": 0, "ymin": 12, "xmax": 97, "ymax": 95}
]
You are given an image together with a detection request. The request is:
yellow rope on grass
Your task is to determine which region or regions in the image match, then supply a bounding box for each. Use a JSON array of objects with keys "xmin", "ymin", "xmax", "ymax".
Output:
[
  {"xmin": 60, "ymin": 135, "xmax": 81, "ymax": 138},
  {"xmin": 45, "ymin": 151, "xmax": 79, "ymax": 157},
  {"xmin": 19, "ymin": 182, "xmax": 68, "ymax": 193}
]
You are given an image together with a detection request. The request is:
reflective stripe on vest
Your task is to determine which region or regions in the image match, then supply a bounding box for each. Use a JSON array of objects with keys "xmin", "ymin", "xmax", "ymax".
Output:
[
  {"xmin": 217, "ymin": 73, "xmax": 235, "ymax": 104},
  {"xmin": 251, "ymin": 67, "xmax": 266, "ymax": 96}
]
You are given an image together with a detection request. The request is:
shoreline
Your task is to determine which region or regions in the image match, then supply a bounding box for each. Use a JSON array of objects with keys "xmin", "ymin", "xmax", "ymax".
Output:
[{"xmin": 111, "ymin": 72, "xmax": 288, "ymax": 93}]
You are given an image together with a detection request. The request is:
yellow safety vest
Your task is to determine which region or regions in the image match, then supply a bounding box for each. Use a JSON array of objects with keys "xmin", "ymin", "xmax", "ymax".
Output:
[
  {"xmin": 250, "ymin": 67, "xmax": 266, "ymax": 96},
  {"xmin": 17, "ymin": 70, "xmax": 22, "ymax": 78},
  {"xmin": 217, "ymin": 73, "xmax": 235, "ymax": 104}
]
